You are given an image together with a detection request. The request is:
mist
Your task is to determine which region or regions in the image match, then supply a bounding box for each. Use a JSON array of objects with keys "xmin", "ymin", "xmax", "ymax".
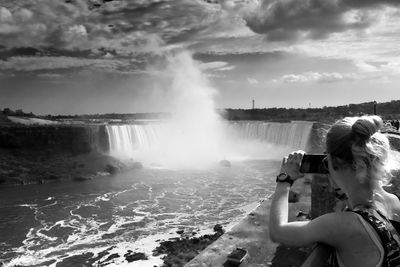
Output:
[
  {"xmin": 130, "ymin": 51, "xmax": 225, "ymax": 168},
  {"xmin": 106, "ymin": 51, "xmax": 307, "ymax": 169}
]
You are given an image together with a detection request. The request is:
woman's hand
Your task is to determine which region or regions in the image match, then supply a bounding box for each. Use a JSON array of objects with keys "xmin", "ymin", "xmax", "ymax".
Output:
[{"xmin": 279, "ymin": 150, "xmax": 305, "ymax": 181}]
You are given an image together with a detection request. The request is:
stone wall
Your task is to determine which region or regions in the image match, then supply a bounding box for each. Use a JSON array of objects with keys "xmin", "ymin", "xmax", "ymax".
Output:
[
  {"xmin": 305, "ymin": 122, "xmax": 336, "ymax": 218},
  {"xmin": 305, "ymin": 122, "xmax": 330, "ymax": 154},
  {"xmin": 310, "ymin": 175, "xmax": 336, "ymax": 218}
]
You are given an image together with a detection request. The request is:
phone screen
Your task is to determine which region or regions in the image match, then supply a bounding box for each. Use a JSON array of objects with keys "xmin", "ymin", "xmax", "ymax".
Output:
[{"xmin": 300, "ymin": 154, "xmax": 328, "ymax": 174}]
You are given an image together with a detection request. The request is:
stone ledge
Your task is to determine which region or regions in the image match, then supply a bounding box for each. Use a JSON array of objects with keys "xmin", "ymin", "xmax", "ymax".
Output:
[{"xmin": 186, "ymin": 176, "xmax": 312, "ymax": 267}]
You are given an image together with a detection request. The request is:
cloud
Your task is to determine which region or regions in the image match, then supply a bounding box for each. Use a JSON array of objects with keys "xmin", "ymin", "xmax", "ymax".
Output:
[
  {"xmin": 275, "ymin": 72, "xmax": 358, "ymax": 83},
  {"xmin": 376, "ymin": 61, "xmax": 400, "ymax": 77},
  {"xmin": 243, "ymin": 0, "xmax": 400, "ymax": 42},
  {"xmin": 273, "ymin": 59, "xmax": 400, "ymax": 84},
  {"xmin": 0, "ymin": 0, "xmax": 256, "ymax": 57},
  {"xmin": 0, "ymin": 72, "xmax": 14, "ymax": 78},
  {"xmin": 354, "ymin": 61, "xmax": 378, "ymax": 72},
  {"xmin": 36, "ymin": 73, "xmax": 64, "ymax": 79},
  {"xmin": 0, "ymin": 56, "xmax": 130, "ymax": 71},
  {"xmin": 0, "ymin": 6, "xmax": 12, "ymax": 22},
  {"xmin": 0, "ymin": 1, "xmax": 92, "ymax": 48},
  {"xmin": 247, "ymin": 77, "xmax": 259, "ymax": 85},
  {"xmin": 199, "ymin": 61, "xmax": 235, "ymax": 71},
  {"xmin": 218, "ymin": 65, "xmax": 236, "ymax": 71},
  {"xmin": 351, "ymin": 59, "xmax": 400, "ymax": 82}
]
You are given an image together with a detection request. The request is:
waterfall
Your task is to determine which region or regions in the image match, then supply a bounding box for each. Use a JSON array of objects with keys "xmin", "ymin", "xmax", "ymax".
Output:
[
  {"xmin": 105, "ymin": 121, "xmax": 314, "ymax": 165},
  {"xmin": 105, "ymin": 124, "xmax": 161, "ymax": 159},
  {"xmin": 228, "ymin": 121, "xmax": 313, "ymax": 149}
]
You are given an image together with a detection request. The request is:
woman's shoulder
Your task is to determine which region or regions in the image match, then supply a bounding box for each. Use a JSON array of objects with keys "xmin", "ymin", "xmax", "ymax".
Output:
[
  {"xmin": 318, "ymin": 211, "xmax": 373, "ymax": 238},
  {"xmin": 318, "ymin": 210, "xmax": 360, "ymax": 222},
  {"xmin": 311, "ymin": 212, "xmax": 364, "ymax": 242},
  {"xmin": 382, "ymin": 191, "xmax": 400, "ymax": 220},
  {"xmin": 385, "ymin": 191, "xmax": 400, "ymax": 203},
  {"xmin": 313, "ymin": 212, "xmax": 364, "ymax": 248}
]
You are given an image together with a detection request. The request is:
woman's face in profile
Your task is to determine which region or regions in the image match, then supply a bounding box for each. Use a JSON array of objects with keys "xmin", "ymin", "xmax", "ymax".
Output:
[
  {"xmin": 326, "ymin": 154, "xmax": 353, "ymax": 194},
  {"xmin": 326, "ymin": 155, "xmax": 342, "ymax": 188}
]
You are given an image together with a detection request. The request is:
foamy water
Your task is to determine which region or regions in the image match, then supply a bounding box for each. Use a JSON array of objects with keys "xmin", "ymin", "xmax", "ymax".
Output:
[{"xmin": 0, "ymin": 160, "xmax": 279, "ymax": 266}]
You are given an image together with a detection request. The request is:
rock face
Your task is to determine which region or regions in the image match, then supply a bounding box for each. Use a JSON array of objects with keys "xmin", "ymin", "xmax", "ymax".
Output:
[
  {"xmin": 0, "ymin": 125, "xmax": 109, "ymax": 155},
  {"xmin": 0, "ymin": 124, "xmax": 120, "ymax": 186},
  {"xmin": 124, "ymin": 251, "xmax": 147, "ymax": 263}
]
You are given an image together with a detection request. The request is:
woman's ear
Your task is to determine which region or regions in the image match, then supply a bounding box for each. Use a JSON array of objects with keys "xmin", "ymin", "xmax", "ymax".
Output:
[
  {"xmin": 331, "ymin": 156, "xmax": 352, "ymax": 171},
  {"xmin": 330, "ymin": 156, "xmax": 340, "ymax": 171}
]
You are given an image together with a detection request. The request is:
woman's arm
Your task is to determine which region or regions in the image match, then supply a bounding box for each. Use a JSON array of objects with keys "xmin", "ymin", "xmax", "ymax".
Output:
[
  {"xmin": 269, "ymin": 181, "xmax": 292, "ymax": 242},
  {"xmin": 269, "ymin": 182, "xmax": 340, "ymax": 246},
  {"xmin": 269, "ymin": 151, "xmax": 340, "ymax": 247}
]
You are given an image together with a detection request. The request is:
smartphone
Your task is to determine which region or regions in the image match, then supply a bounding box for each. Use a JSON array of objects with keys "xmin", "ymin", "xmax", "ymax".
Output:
[
  {"xmin": 300, "ymin": 154, "xmax": 328, "ymax": 174},
  {"xmin": 226, "ymin": 248, "xmax": 248, "ymax": 265}
]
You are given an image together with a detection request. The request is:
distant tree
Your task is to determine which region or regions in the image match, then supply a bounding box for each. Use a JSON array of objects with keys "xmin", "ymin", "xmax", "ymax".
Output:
[
  {"xmin": 3, "ymin": 108, "xmax": 13, "ymax": 115},
  {"xmin": 15, "ymin": 109, "xmax": 24, "ymax": 116}
]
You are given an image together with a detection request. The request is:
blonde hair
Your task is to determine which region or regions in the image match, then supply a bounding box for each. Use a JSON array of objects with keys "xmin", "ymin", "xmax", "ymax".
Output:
[{"xmin": 326, "ymin": 115, "xmax": 393, "ymax": 185}]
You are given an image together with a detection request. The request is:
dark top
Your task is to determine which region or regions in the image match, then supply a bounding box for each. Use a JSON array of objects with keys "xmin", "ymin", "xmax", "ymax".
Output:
[
  {"xmin": 348, "ymin": 192, "xmax": 400, "ymax": 267},
  {"xmin": 331, "ymin": 192, "xmax": 400, "ymax": 266},
  {"xmin": 390, "ymin": 193, "xmax": 400, "ymax": 233},
  {"xmin": 352, "ymin": 208, "xmax": 400, "ymax": 267}
]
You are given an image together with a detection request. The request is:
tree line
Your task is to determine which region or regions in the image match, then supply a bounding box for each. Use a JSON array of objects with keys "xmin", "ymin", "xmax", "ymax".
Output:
[
  {"xmin": 221, "ymin": 100, "xmax": 400, "ymax": 122},
  {"xmin": 2, "ymin": 99, "xmax": 400, "ymax": 122}
]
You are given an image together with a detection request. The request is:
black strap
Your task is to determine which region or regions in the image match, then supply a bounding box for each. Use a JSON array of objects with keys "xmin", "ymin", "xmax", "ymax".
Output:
[
  {"xmin": 352, "ymin": 209, "xmax": 400, "ymax": 267},
  {"xmin": 390, "ymin": 220, "xmax": 400, "ymax": 234},
  {"xmin": 389, "ymin": 193, "xmax": 400, "ymax": 233}
]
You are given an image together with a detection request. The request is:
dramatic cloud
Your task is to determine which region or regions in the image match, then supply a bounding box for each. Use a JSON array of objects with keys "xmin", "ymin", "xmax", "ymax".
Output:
[
  {"xmin": 0, "ymin": 0, "xmax": 92, "ymax": 48},
  {"xmin": 2, "ymin": 0, "xmax": 400, "ymax": 115},
  {"xmin": 243, "ymin": 0, "xmax": 400, "ymax": 41},
  {"xmin": 0, "ymin": 0, "xmax": 230, "ymax": 54}
]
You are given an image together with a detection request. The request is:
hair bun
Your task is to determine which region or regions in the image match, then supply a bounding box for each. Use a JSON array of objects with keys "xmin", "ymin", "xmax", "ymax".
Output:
[{"xmin": 351, "ymin": 115, "xmax": 383, "ymax": 140}]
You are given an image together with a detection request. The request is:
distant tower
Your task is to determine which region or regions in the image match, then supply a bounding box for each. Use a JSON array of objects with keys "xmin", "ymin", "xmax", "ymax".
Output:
[
  {"xmin": 309, "ymin": 103, "xmax": 311, "ymax": 109},
  {"xmin": 252, "ymin": 99, "xmax": 255, "ymax": 109}
]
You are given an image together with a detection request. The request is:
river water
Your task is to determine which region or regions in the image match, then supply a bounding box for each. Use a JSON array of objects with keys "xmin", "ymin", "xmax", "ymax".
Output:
[{"xmin": 0, "ymin": 160, "xmax": 280, "ymax": 266}]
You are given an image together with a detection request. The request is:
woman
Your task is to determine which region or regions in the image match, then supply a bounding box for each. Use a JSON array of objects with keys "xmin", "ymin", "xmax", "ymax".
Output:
[{"xmin": 270, "ymin": 115, "xmax": 400, "ymax": 267}]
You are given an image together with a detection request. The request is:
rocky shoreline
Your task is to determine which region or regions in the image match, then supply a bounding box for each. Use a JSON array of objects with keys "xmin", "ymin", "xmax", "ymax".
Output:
[
  {"xmin": 50, "ymin": 225, "xmax": 225, "ymax": 267},
  {"xmin": 153, "ymin": 224, "xmax": 225, "ymax": 266}
]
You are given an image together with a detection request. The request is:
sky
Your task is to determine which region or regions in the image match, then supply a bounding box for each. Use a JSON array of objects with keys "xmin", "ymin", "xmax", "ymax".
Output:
[{"xmin": 1, "ymin": 0, "xmax": 400, "ymax": 115}]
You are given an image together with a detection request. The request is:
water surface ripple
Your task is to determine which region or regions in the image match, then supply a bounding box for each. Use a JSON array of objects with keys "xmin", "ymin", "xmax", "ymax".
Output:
[{"xmin": 0, "ymin": 160, "xmax": 278, "ymax": 266}]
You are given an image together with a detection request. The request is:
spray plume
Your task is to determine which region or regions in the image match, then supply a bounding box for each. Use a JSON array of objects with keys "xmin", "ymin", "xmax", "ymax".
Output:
[
  {"xmin": 140, "ymin": 51, "xmax": 224, "ymax": 168},
  {"xmin": 106, "ymin": 51, "xmax": 313, "ymax": 168}
]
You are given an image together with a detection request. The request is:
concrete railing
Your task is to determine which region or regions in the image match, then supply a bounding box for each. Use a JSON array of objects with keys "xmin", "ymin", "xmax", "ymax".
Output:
[
  {"xmin": 301, "ymin": 243, "xmax": 334, "ymax": 267},
  {"xmin": 184, "ymin": 172, "xmax": 337, "ymax": 266}
]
